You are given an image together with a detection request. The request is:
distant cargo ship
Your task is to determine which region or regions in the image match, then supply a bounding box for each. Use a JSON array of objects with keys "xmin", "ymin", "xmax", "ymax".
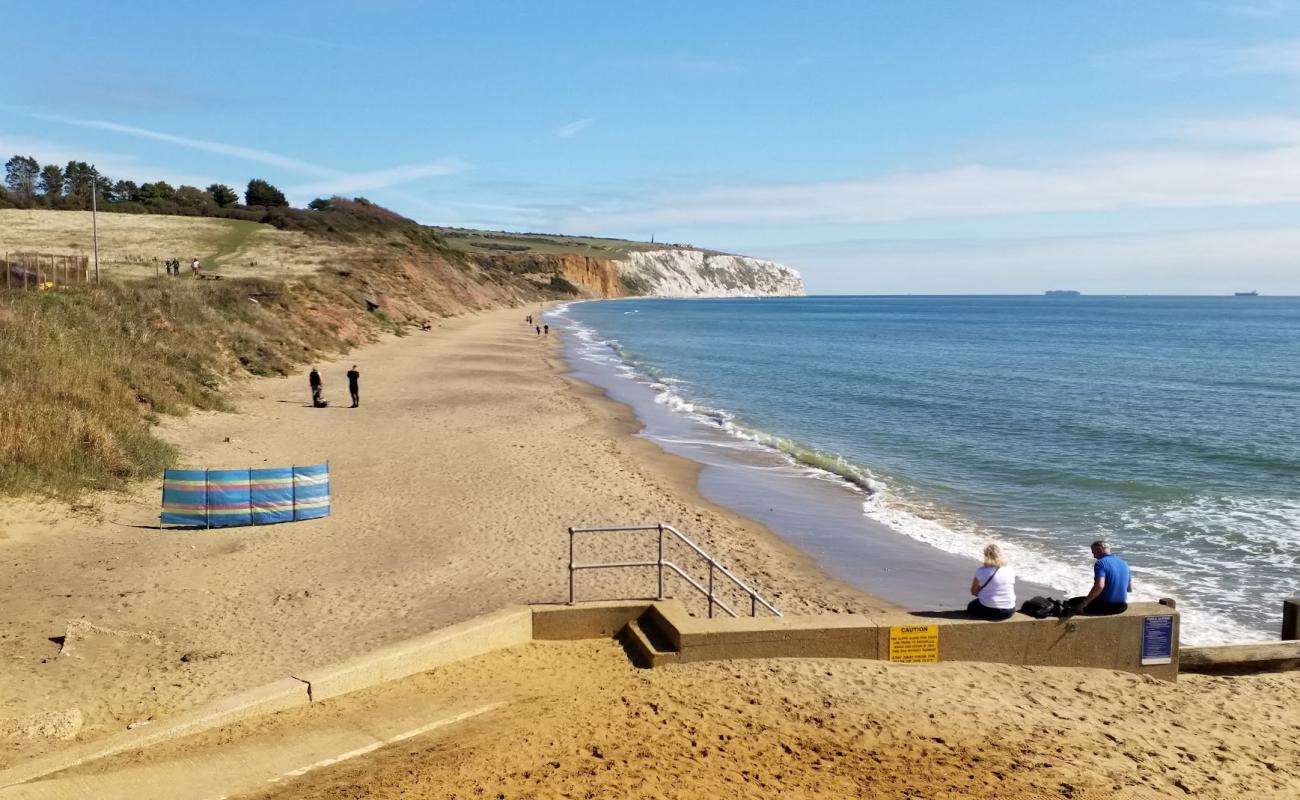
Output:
[
  {"xmin": 1045, "ymin": 290, "xmax": 1081, "ymax": 297},
  {"xmin": 1234, "ymin": 291, "xmax": 1259, "ymax": 297}
]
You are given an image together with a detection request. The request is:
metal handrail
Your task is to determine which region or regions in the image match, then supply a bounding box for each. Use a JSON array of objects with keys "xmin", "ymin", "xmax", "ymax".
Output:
[{"xmin": 567, "ymin": 523, "xmax": 782, "ymax": 618}]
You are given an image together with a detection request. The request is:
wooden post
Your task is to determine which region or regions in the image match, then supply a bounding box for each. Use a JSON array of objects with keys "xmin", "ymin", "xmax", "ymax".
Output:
[{"xmin": 1284, "ymin": 598, "xmax": 1300, "ymax": 641}]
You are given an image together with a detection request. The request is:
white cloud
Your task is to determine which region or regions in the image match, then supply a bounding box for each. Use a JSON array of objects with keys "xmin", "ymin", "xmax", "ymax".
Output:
[
  {"xmin": 561, "ymin": 142, "xmax": 1300, "ymax": 232},
  {"xmin": 1211, "ymin": 0, "xmax": 1300, "ymax": 18},
  {"xmin": 1114, "ymin": 37, "xmax": 1300, "ymax": 77},
  {"xmin": 554, "ymin": 117, "xmax": 596, "ymax": 139},
  {"xmin": 15, "ymin": 109, "xmax": 333, "ymax": 175},
  {"xmin": 3, "ymin": 108, "xmax": 470, "ymax": 206},
  {"xmin": 0, "ymin": 133, "xmax": 216, "ymax": 188},
  {"xmin": 763, "ymin": 226, "xmax": 1300, "ymax": 294},
  {"xmin": 290, "ymin": 158, "xmax": 470, "ymax": 197},
  {"xmin": 1169, "ymin": 114, "xmax": 1300, "ymax": 143}
]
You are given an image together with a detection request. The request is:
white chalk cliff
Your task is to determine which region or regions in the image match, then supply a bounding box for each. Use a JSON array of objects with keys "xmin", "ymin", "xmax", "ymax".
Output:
[{"xmin": 615, "ymin": 249, "xmax": 805, "ymax": 298}]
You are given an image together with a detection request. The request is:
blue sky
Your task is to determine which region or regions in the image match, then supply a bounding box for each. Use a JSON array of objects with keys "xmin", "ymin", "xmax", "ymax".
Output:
[{"xmin": 3, "ymin": 0, "xmax": 1300, "ymax": 293}]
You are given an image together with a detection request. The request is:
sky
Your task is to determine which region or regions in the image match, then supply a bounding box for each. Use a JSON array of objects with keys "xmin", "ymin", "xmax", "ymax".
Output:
[{"xmin": 3, "ymin": 0, "xmax": 1300, "ymax": 294}]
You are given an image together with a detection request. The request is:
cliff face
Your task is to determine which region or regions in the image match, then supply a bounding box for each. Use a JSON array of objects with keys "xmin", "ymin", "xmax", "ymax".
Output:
[
  {"xmin": 615, "ymin": 250, "xmax": 805, "ymax": 298},
  {"xmin": 469, "ymin": 247, "xmax": 804, "ymax": 299},
  {"xmin": 552, "ymin": 254, "xmax": 627, "ymax": 298}
]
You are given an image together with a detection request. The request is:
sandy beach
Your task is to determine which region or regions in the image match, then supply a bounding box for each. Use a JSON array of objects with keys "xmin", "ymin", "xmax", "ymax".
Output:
[
  {"xmin": 3, "ymin": 304, "xmax": 1300, "ymax": 798},
  {"xmin": 0, "ymin": 306, "xmax": 880, "ymax": 768}
]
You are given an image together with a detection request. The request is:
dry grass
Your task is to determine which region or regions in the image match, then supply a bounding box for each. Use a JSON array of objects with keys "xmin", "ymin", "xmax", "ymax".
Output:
[
  {"xmin": 0, "ymin": 209, "xmax": 365, "ymax": 280},
  {"xmin": 0, "ymin": 252, "xmax": 554, "ymax": 499},
  {"xmin": 0, "ymin": 276, "xmax": 389, "ymax": 498},
  {"xmin": 0, "ymin": 208, "xmax": 599, "ymax": 499}
]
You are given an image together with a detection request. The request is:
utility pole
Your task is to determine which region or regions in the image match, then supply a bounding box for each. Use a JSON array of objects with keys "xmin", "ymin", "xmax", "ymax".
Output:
[{"xmin": 91, "ymin": 166, "xmax": 101, "ymax": 284}]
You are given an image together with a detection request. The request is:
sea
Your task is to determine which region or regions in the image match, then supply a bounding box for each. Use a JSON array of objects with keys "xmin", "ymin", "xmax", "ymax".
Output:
[{"xmin": 549, "ymin": 295, "xmax": 1300, "ymax": 644}]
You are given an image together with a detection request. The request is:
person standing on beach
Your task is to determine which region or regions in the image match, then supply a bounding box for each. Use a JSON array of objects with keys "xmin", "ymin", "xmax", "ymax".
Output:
[
  {"xmin": 968, "ymin": 543, "xmax": 1017, "ymax": 621},
  {"xmin": 1069, "ymin": 540, "xmax": 1132, "ymax": 615},
  {"xmin": 535, "ymin": 325, "xmax": 541, "ymax": 335},
  {"xmin": 544, "ymin": 324, "xmax": 549, "ymax": 335},
  {"xmin": 309, "ymin": 367, "xmax": 325, "ymax": 407},
  {"xmin": 347, "ymin": 365, "xmax": 360, "ymax": 408}
]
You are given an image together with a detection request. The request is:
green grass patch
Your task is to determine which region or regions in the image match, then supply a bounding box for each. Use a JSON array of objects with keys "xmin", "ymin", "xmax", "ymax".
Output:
[{"xmin": 207, "ymin": 219, "xmax": 264, "ymax": 268}]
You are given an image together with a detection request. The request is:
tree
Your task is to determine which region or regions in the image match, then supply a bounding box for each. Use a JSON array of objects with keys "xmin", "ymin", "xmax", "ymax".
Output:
[
  {"xmin": 137, "ymin": 181, "xmax": 176, "ymax": 205},
  {"xmin": 96, "ymin": 174, "xmax": 115, "ymax": 203},
  {"xmin": 307, "ymin": 197, "xmax": 334, "ymax": 210},
  {"xmin": 176, "ymin": 185, "xmax": 214, "ymax": 211},
  {"xmin": 4, "ymin": 155, "xmax": 39, "ymax": 201},
  {"xmin": 39, "ymin": 164, "xmax": 64, "ymax": 200},
  {"xmin": 245, "ymin": 178, "xmax": 288, "ymax": 207},
  {"xmin": 206, "ymin": 183, "xmax": 239, "ymax": 207},
  {"xmin": 63, "ymin": 161, "xmax": 96, "ymax": 207},
  {"xmin": 112, "ymin": 179, "xmax": 140, "ymax": 202}
]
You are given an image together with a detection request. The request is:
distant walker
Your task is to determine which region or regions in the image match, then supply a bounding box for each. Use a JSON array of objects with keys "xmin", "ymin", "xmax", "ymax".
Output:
[{"xmin": 347, "ymin": 365, "xmax": 360, "ymax": 408}]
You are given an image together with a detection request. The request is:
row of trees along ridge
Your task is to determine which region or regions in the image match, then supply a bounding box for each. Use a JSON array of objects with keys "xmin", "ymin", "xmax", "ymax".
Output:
[{"xmin": 2, "ymin": 154, "xmax": 290, "ymax": 215}]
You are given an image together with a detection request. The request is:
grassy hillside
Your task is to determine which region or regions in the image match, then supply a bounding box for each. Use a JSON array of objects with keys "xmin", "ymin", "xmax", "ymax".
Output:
[
  {"xmin": 0, "ymin": 209, "xmax": 367, "ymax": 279},
  {"xmin": 430, "ymin": 226, "xmax": 678, "ymax": 258},
  {"xmin": 0, "ymin": 206, "xmax": 571, "ymax": 499}
]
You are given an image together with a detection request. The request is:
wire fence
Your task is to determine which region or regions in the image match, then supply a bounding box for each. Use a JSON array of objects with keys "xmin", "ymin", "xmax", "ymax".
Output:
[{"xmin": 2, "ymin": 252, "xmax": 91, "ymax": 290}]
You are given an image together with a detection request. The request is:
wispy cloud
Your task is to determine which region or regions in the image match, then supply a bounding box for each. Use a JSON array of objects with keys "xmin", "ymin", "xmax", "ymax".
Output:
[
  {"xmin": 763, "ymin": 226, "xmax": 1300, "ymax": 294},
  {"xmin": 560, "ymin": 140, "xmax": 1300, "ymax": 232},
  {"xmin": 10, "ymin": 108, "xmax": 331, "ymax": 175},
  {"xmin": 2, "ymin": 107, "xmax": 469, "ymax": 202},
  {"xmin": 1110, "ymin": 37, "xmax": 1300, "ymax": 77},
  {"xmin": 0, "ymin": 133, "xmax": 216, "ymax": 188},
  {"xmin": 1210, "ymin": 0, "xmax": 1300, "ymax": 17},
  {"xmin": 290, "ymin": 158, "xmax": 471, "ymax": 196},
  {"xmin": 1167, "ymin": 114, "xmax": 1300, "ymax": 143},
  {"xmin": 554, "ymin": 117, "xmax": 596, "ymax": 138}
]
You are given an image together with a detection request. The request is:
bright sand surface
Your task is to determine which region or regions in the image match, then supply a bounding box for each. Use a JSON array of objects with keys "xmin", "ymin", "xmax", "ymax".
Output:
[
  {"xmin": 64, "ymin": 639, "xmax": 1300, "ymax": 799},
  {"xmin": 3, "ymin": 305, "xmax": 1300, "ymax": 797},
  {"xmin": 0, "ymin": 306, "xmax": 878, "ymax": 768}
]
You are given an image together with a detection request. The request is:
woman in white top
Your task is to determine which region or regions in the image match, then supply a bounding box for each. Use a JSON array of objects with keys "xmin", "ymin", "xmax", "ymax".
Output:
[{"xmin": 968, "ymin": 543, "xmax": 1017, "ymax": 621}]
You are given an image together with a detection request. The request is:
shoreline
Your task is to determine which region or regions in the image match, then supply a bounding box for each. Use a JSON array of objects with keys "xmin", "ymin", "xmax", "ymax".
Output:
[
  {"xmin": 548, "ymin": 301, "xmax": 1061, "ymax": 613},
  {"xmin": 0, "ymin": 305, "xmax": 883, "ymax": 768}
]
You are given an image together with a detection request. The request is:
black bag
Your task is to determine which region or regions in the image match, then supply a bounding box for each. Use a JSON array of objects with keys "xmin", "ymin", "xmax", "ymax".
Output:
[
  {"xmin": 1021, "ymin": 596, "xmax": 1055, "ymax": 619},
  {"xmin": 1021, "ymin": 596, "xmax": 1076, "ymax": 619}
]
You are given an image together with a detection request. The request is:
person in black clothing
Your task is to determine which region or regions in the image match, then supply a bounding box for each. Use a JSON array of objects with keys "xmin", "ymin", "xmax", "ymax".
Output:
[
  {"xmin": 309, "ymin": 367, "xmax": 326, "ymax": 407},
  {"xmin": 543, "ymin": 324, "xmax": 549, "ymax": 335},
  {"xmin": 347, "ymin": 365, "xmax": 360, "ymax": 408}
]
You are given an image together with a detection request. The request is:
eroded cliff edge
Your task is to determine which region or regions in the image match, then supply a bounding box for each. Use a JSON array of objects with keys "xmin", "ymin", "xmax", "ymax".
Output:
[{"xmin": 473, "ymin": 248, "xmax": 805, "ymax": 299}]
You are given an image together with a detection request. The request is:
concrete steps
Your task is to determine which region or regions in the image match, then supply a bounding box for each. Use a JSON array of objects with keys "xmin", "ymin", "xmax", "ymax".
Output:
[{"xmin": 619, "ymin": 614, "xmax": 681, "ymax": 668}]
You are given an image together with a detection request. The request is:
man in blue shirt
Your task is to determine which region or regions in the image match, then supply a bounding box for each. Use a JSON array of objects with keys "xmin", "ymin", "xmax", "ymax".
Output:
[{"xmin": 1069, "ymin": 540, "xmax": 1132, "ymax": 616}]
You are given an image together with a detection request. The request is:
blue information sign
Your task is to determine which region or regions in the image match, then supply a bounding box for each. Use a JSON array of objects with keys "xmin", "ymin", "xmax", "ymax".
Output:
[{"xmin": 1141, "ymin": 616, "xmax": 1174, "ymax": 665}]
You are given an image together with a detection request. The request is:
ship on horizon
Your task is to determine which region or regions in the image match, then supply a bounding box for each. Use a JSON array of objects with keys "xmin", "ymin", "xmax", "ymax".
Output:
[
  {"xmin": 1234, "ymin": 291, "xmax": 1260, "ymax": 297},
  {"xmin": 1045, "ymin": 289, "xmax": 1081, "ymax": 297}
]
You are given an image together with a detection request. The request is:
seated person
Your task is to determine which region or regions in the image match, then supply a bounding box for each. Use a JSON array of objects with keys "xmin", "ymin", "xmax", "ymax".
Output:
[
  {"xmin": 1069, "ymin": 540, "xmax": 1132, "ymax": 615},
  {"xmin": 968, "ymin": 543, "xmax": 1016, "ymax": 621}
]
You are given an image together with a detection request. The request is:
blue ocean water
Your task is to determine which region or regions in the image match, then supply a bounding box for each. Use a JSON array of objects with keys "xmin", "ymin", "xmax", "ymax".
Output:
[{"xmin": 557, "ymin": 296, "xmax": 1300, "ymax": 643}]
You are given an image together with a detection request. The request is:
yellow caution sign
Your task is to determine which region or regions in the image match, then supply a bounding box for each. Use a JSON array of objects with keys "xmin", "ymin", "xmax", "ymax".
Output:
[{"xmin": 888, "ymin": 624, "xmax": 939, "ymax": 663}]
